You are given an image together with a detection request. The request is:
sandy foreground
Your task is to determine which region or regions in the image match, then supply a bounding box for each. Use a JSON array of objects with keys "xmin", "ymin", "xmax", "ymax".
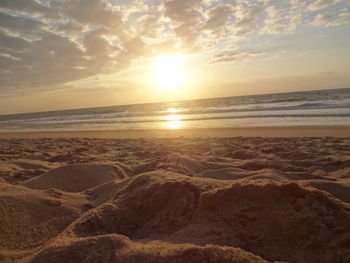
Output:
[{"xmin": 1, "ymin": 132, "xmax": 350, "ymax": 262}]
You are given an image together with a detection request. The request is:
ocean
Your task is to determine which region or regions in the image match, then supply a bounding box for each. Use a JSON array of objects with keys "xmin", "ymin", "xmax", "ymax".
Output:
[{"xmin": 1, "ymin": 88, "xmax": 350, "ymax": 132}]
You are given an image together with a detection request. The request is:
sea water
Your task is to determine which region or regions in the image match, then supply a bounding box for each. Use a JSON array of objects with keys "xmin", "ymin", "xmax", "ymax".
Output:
[{"xmin": 0, "ymin": 88, "xmax": 349, "ymax": 131}]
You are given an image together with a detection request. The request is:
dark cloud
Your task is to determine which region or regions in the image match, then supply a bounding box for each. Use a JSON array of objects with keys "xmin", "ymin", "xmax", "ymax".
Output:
[
  {"xmin": 202, "ymin": 5, "xmax": 233, "ymax": 31},
  {"xmin": 0, "ymin": 33, "xmax": 90, "ymax": 90},
  {"xmin": 84, "ymin": 28, "xmax": 116, "ymax": 57},
  {"xmin": 0, "ymin": 0, "xmax": 135, "ymax": 93},
  {"xmin": 163, "ymin": 0, "xmax": 204, "ymax": 47},
  {"xmin": 52, "ymin": 0, "xmax": 123, "ymax": 29},
  {"xmin": 0, "ymin": 29, "xmax": 31, "ymax": 53},
  {"xmin": 57, "ymin": 19, "xmax": 86, "ymax": 35},
  {"xmin": 164, "ymin": 0, "xmax": 203, "ymax": 23},
  {"xmin": 0, "ymin": 0, "xmax": 49, "ymax": 14},
  {"xmin": 0, "ymin": 11, "xmax": 46, "ymax": 35}
]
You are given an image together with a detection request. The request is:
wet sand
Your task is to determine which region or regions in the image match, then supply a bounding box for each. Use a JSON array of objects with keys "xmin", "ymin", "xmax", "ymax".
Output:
[
  {"xmin": 0, "ymin": 133, "xmax": 350, "ymax": 262},
  {"xmin": 0, "ymin": 126, "xmax": 350, "ymax": 138}
]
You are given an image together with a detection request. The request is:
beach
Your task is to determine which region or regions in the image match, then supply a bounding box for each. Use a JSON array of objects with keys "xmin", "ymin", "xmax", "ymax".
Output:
[
  {"xmin": 1, "ymin": 129, "xmax": 350, "ymax": 263},
  {"xmin": 1, "ymin": 0, "xmax": 350, "ymax": 261}
]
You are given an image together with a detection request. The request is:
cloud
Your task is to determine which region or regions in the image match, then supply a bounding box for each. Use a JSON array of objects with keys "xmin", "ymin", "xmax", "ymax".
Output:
[
  {"xmin": 0, "ymin": 0, "xmax": 349, "ymax": 96},
  {"xmin": 1, "ymin": 33, "xmax": 89, "ymax": 91},
  {"xmin": 163, "ymin": 0, "xmax": 204, "ymax": 46},
  {"xmin": 0, "ymin": 0, "xmax": 139, "ymax": 93},
  {"xmin": 313, "ymin": 13, "xmax": 336, "ymax": 25},
  {"xmin": 313, "ymin": 11, "xmax": 350, "ymax": 26},
  {"xmin": 56, "ymin": 19, "xmax": 86, "ymax": 36},
  {"xmin": 234, "ymin": 6, "xmax": 265, "ymax": 36},
  {"xmin": 52, "ymin": 0, "xmax": 123, "ymax": 29},
  {"xmin": 262, "ymin": 5, "xmax": 302, "ymax": 34},
  {"xmin": 287, "ymin": 14, "xmax": 302, "ymax": 32},
  {"xmin": 139, "ymin": 15, "xmax": 162, "ymax": 38},
  {"xmin": 211, "ymin": 50, "xmax": 264, "ymax": 63},
  {"xmin": 308, "ymin": 0, "xmax": 341, "ymax": 11},
  {"xmin": 0, "ymin": 11, "xmax": 46, "ymax": 36},
  {"xmin": 329, "ymin": 12, "xmax": 350, "ymax": 26},
  {"xmin": 84, "ymin": 28, "xmax": 117, "ymax": 57},
  {"xmin": 202, "ymin": 5, "xmax": 233, "ymax": 32},
  {"xmin": 0, "ymin": 0, "xmax": 49, "ymax": 14},
  {"xmin": 0, "ymin": 29, "xmax": 31, "ymax": 54},
  {"xmin": 262, "ymin": 6, "xmax": 288, "ymax": 34}
]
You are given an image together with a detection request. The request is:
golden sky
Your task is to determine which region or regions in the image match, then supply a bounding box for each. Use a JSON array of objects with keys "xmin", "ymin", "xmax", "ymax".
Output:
[{"xmin": 0, "ymin": 0, "xmax": 350, "ymax": 114}]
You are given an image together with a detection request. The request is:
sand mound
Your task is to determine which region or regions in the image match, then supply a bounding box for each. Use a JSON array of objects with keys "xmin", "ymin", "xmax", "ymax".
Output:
[
  {"xmin": 22, "ymin": 163, "xmax": 127, "ymax": 192},
  {"xmin": 0, "ymin": 181, "xmax": 87, "ymax": 250},
  {"xmin": 198, "ymin": 167, "xmax": 254, "ymax": 180},
  {"xmin": 10, "ymin": 160, "xmax": 54, "ymax": 170},
  {"xmin": 190, "ymin": 180, "xmax": 350, "ymax": 262},
  {"xmin": 158, "ymin": 153, "xmax": 207, "ymax": 175},
  {"xmin": 330, "ymin": 167, "xmax": 350, "ymax": 179},
  {"xmin": 47, "ymin": 152, "xmax": 97, "ymax": 164},
  {"xmin": 1, "ymin": 137, "xmax": 350, "ymax": 263},
  {"xmin": 29, "ymin": 234, "xmax": 273, "ymax": 263},
  {"xmin": 243, "ymin": 169, "xmax": 290, "ymax": 182},
  {"xmin": 236, "ymin": 159, "xmax": 306, "ymax": 173},
  {"xmin": 301, "ymin": 180, "xmax": 350, "ymax": 203},
  {"xmin": 84, "ymin": 178, "xmax": 132, "ymax": 206},
  {"xmin": 0, "ymin": 160, "xmax": 57, "ymax": 183},
  {"xmin": 198, "ymin": 168, "xmax": 294, "ymax": 182},
  {"xmin": 231, "ymin": 149, "xmax": 258, "ymax": 159},
  {"xmin": 67, "ymin": 172, "xmax": 226, "ymax": 239},
  {"xmin": 59, "ymin": 172, "xmax": 350, "ymax": 263}
]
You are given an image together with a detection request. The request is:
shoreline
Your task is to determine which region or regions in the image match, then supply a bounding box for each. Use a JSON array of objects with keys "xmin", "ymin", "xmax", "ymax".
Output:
[{"xmin": 0, "ymin": 126, "xmax": 349, "ymax": 138}]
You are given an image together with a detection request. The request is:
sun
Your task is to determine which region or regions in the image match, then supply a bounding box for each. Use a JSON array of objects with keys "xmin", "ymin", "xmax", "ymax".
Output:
[{"xmin": 153, "ymin": 55, "xmax": 188, "ymax": 89}]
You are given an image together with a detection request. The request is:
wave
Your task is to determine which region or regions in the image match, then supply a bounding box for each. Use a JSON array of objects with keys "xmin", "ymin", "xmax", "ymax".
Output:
[
  {"xmin": 3, "ymin": 113, "xmax": 350, "ymax": 129},
  {"xmin": 184, "ymin": 100, "xmax": 350, "ymax": 115},
  {"xmin": 1, "ymin": 88, "xmax": 349, "ymax": 131},
  {"xmin": 1, "ymin": 98, "xmax": 350, "ymax": 126}
]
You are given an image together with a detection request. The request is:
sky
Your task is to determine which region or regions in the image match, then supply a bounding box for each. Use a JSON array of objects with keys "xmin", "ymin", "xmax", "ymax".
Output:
[{"xmin": 0, "ymin": 0, "xmax": 349, "ymax": 114}]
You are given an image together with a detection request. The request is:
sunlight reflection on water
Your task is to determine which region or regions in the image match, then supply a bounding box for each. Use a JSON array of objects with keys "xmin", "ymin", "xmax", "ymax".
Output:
[
  {"xmin": 165, "ymin": 120, "xmax": 182, "ymax": 129},
  {"xmin": 164, "ymin": 108, "xmax": 183, "ymax": 129}
]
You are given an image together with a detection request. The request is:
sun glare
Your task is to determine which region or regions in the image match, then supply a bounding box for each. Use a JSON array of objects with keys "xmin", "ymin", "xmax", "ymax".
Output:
[
  {"xmin": 153, "ymin": 55, "xmax": 188, "ymax": 90},
  {"xmin": 165, "ymin": 120, "xmax": 182, "ymax": 129},
  {"xmin": 167, "ymin": 107, "xmax": 178, "ymax": 113},
  {"xmin": 163, "ymin": 108, "xmax": 183, "ymax": 129}
]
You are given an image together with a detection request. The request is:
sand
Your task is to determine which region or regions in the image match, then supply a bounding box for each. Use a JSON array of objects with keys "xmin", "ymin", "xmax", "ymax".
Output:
[{"xmin": 0, "ymin": 135, "xmax": 350, "ymax": 263}]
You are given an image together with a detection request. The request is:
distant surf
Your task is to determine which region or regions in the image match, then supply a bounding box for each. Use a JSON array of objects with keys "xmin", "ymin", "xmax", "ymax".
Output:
[{"xmin": 1, "ymin": 87, "xmax": 350, "ymax": 131}]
